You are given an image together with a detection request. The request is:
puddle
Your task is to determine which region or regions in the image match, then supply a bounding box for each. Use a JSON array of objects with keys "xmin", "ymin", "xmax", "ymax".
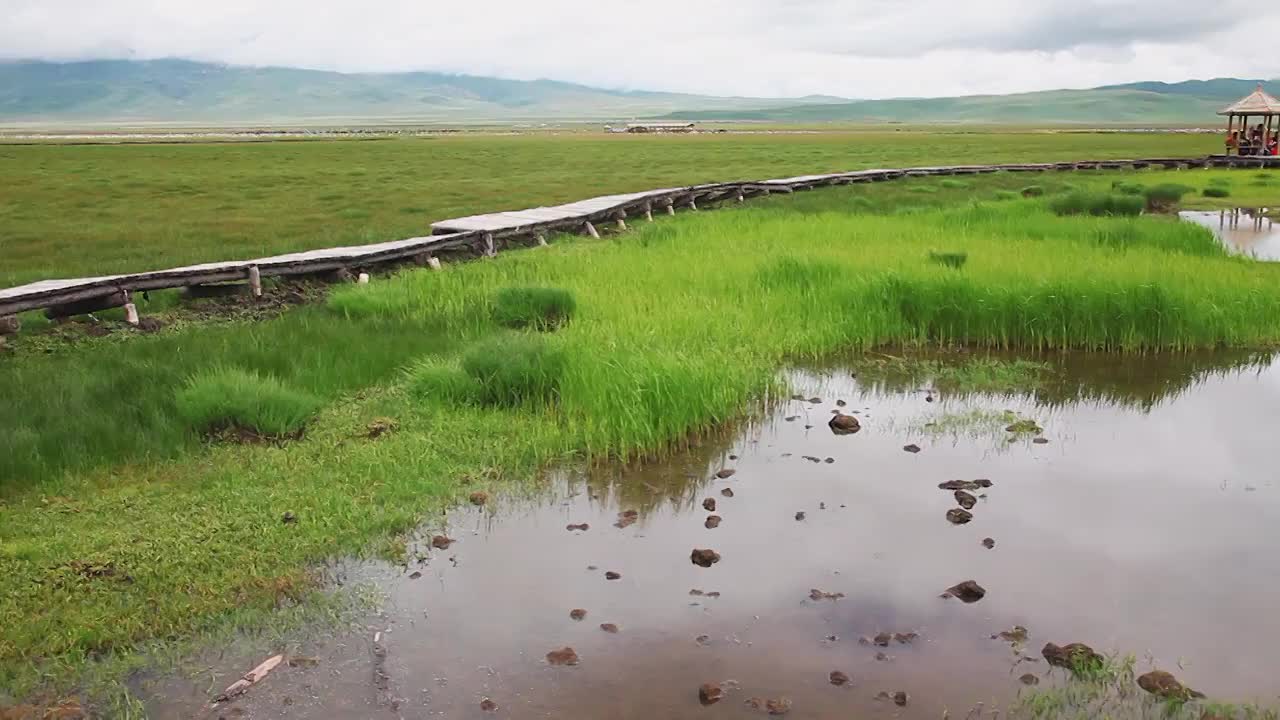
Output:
[
  {"xmin": 142, "ymin": 353, "xmax": 1280, "ymax": 718},
  {"xmin": 1181, "ymin": 208, "xmax": 1280, "ymax": 259}
]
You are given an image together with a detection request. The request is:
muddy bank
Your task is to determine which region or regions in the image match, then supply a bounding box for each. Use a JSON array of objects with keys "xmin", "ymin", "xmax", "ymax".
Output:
[{"xmin": 141, "ymin": 354, "xmax": 1280, "ymax": 718}]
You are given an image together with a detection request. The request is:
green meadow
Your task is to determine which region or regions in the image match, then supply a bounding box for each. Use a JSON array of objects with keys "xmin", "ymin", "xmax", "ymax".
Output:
[{"xmin": 3, "ymin": 133, "xmax": 1280, "ymax": 711}]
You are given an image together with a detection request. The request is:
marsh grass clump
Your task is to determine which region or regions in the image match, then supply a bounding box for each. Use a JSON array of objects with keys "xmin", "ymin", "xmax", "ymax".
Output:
[
  {"xmin": 928, "ymin": 251, "xmax": 968, "ymax": 269},
  {"xmin": 461, "ymin": 334, "xmax": 565, "ymax": 406},
  {"xmin": 408, "ymin": 361, "xmax": 481, "ymax": 404},
  {"xmin": 909, "ymin": 185, "xmax": 939, "ymax": 194},
  {"xmin": 939, "ymin": 179, "xmax": 970, "ymax": 190},
  {"xmin": 1049, "ymin": 192, "xmax": 1144, "ymax": 217},
  {"xmin": 1111, "ymin": 180, "xmax": 1147, "ymax": 196},
  {"xmin": 1143, "ymin": 183, "xmax": 1194, "ymax": 212},
  {"xmin": 756, "ymin": 256, "xmax": 844, "ymax": 292},
  {"xmin": 1021, "ymin": 185, "xmax": 1046, "ymax": 197},
  {"xmin": 492, "ymin": 287, "xmax": 577, "ymax": 331},
  {"xmin": 175, "ymin": 367, "xmax": 322, "ymax": 438},
  {"xmin": 994, "ymin": 190, "xmax": 1019, "ymax": 201},
  {"xmin": 1203, "ymin": 186, "xmax": 1232, "ymax": 198}
]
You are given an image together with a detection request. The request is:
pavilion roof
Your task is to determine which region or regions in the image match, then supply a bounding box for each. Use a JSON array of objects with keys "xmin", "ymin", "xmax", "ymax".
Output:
[{"xmin": 1219, "ymin": 84, "xmax": 1280, "ymax": 115}]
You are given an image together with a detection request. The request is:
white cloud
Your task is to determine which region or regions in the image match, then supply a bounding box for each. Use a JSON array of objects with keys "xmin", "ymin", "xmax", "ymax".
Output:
[{"xmin": 2, "ymin": 0, "xmax": 1279, "ymax": 98}]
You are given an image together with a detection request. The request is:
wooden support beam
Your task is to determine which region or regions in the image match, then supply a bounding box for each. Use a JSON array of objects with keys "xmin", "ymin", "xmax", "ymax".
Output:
[
  {"xmin": 536, "ymin": 233, "xmax": 548, "ymax": 246},
  {"xmin": 45, "ymin": 288, "xmax": 127, "ymax": 320},
  {"xmin": 644, "ymin": 202, "xmax": 654, "ymax": 222},
  {"xmin": 357, "ymin": 272, "xmax": 370, "ymax": 284},
  {"xmin": 427, "ymin": 256, "xmax": 442, "ymax": 270},
  {"xmin": 247, "ymin": 265, "xmax": 262, "ymax": 299},
  {"xmin": 123, "ymin": 298, "xmax": 140, "ymax": 326},
  {"xmin": 483, "ymin": 232, "xmax": 496, "ymax": 256},
  {"xmin": 584, "ymin": 221, "xmax": 600, "ymax": 239},
  {"xmin": 666, "ymin": 203, "xmax": 676, "ymax": 216},
  {"xmin": 689, "ymin": 197, "xmax": 699, "ymax": 211},
  {"xmin": 736, "ymin": 189, "xmax": 745, "ymax": 202},
  {"xmin": 614, "ymin": 211, "xmax": 627, "ymax": 232}
]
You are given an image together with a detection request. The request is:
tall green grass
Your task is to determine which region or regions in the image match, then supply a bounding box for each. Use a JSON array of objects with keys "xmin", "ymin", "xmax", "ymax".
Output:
[
  {"xmin": 175, "ymin": 368, "xmax": 321, "ymax": 436},
  {"xmin": 492, "ymin": 287, "xmax": 577, "ymax": 331}
]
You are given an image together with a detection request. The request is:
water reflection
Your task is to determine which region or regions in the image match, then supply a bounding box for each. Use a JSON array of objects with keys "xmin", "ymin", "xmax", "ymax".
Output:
[
  {"xmin": 1181, "ymin": 208, "xmax": 1280, "ymax": 260},
  {"xmin": 142, "ymin": 351, "xmax": 1280, "ymax": 719}
]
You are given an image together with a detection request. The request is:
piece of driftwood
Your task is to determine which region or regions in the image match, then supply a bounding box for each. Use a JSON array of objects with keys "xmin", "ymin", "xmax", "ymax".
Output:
[
  {"xmin": 584, "ymin": 221, "xmax": 600, "ymax": 239},
  {"xmin": 213, "ymin": 654, "xmax": 284, "ymax": 704}
]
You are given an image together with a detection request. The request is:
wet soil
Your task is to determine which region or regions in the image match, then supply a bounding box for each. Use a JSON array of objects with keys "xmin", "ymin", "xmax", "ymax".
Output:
[{"xmin": 141, "ymin": 353, "xmax": 1280, "ymax": 718}]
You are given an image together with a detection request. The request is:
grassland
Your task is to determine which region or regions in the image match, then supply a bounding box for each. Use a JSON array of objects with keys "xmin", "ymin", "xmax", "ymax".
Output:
[
  {"xmin": 0, "ymin": 130, "xmax": 1224, "ymax": 287},
  {"xmin": 3, "ymin": 135, "xmax": 1280, "ymax": 712}
]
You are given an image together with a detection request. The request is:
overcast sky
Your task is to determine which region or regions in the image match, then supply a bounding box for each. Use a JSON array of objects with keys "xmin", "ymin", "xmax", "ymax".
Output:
[{"xmin": 5, "ymin": 0, "xmax": 1280, "ymax": 99}]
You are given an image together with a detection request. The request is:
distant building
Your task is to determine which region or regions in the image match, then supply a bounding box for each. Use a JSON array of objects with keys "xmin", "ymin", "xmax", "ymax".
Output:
[{"xmin": 612, "ymin": 121, "xmax": 697, "ymax": 133}]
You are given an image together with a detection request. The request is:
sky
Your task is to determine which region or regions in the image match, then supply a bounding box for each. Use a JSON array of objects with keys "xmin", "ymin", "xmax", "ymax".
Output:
[{"xmin": 4, "ymin": 0, "xmax": 1280, "ymax": 99}]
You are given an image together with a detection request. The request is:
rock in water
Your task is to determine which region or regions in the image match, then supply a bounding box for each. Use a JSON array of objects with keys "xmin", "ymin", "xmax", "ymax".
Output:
[
  {"xmin": 699, "ymin": 683, "xmax": 724, "ymax": 706},
  {"xmin": 982, "ymin": 537, "xmax": 996, "ymax": 549},
  {"xmin": 468, "ymin": 491, "xmax": 489, "ymax": 506},
  {"xmin": 703, "ymin": 498, "xmax": 717, "ymax": 512},
  {"xmin": 903, "ymin": 443, "xmax": 921, "ymax": 453},
  {"xmin": 873, "ymin": 632, "xmax": 892, "ymax": 647},
  {"xmin": 1041, "ymin": 642, "xmax": 1104, "ymax": 674},
  {"xmin": 955, "ymin": 490, "xmax": 977, "ymax": 509},
  {"xmin": 1019, "ymin": 673, "xmax": 1039, "ymax": 686},
  {"xmin": 480, "ymin": 698, "xmax": 498, "ymax": 712},
  {"xmin": 721, "ymin": 488, "xmax": 735, "ymax": 498},
  {"xmin": 691, "ymin": 549, "xmax": 721, "ymax": 567},
  {"xmin": 715, "ymin": 468, "xmax": 736, "ymax": 479},
  {"xmin": 946, "ymin": 508, "xmax": 973, "ymax": 525},
  {"xmin": 1137, "ymin": 670, "xmax": 1204, "ymax": 700},
  {"xmin": 545, "ymin": 647, "xmax": 579, "ymax": 666},
  {"xmin": 705, "ymin": 515, "xmax": 722, "ymax": 529},
  {"xmin": 431, "ymin": 535, "xmax": 454, "ymax": 549},
  {"xmin": 829, "ymin": 670, "xmax": 850, "ymax": 686},
  {"xmin": 605, "ymin": 571, "xmax": 622, "ymax": 580},
  {"xmin": 828, "ymin": 413, "xmax": 861, "ymax": 435},
  {"xmin": 893, "ymin": 691, "xmax": 908, "ymax": 707},
  {"xmin": 943, "ymin": 580, "xmax": 986, "ymax": 603},
  {"xmin": 599, "ymin": 623, "xmax": 619, "ymax": 634},
  {"xmin": 569, "ymin": 608, "xmax": 587, "ymax": 621}
]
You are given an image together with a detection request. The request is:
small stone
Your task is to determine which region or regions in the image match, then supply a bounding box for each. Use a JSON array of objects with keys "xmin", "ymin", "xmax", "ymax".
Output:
[
  {"xmin": 903, "ymin": 444, "xmax": 921, "ymax": 453},
  {"xmin": 766, "ymin": 697, "xmax": 792, "ymax": 715},
  {"xmin": 943, "ymin": 580, "xmax": 986, "ymax": 603},
  {"xmin": 829, "ymin": 671, "xmax": 851, "ymax": 686},
  {"xmin": 893, "ymin": 691, "xmax": 908, "ymax": 707},
  {"xmin": 994, "ymin": 626, "xmax": 1028, "ymax": 643},
  {"xmin": 874, "ymin": 652, "xmax": 891, "ymax": 662},
  {"xmin": 281, "ymin": 511, "xmax": 297, "ymax": 524},
  {"xmin": 1033, "ymin": 437, "xmax": 1049, "ymax": 444},
  {"xmin": 1041, "ymin": 642, "xmax": 1103, "ymax": 673},
  {"xmin": 809, "ymin": 588, "xmax": 845, "ymax": 601},
  {"xmin": 939, "ymin": 480, "xmax": 978, "ymax": 491},
  {"xmin": 946, "ymin": 508, "xmax": 973, "ymax": 525},
  {"xmin": 829, "ymin": 413, "xmax": 861, "ymax": 434},
  {"xmin": 955, "ymin": 490, "xmax": 977, "ymax": 509},
  {"xmin": 408, "ymin": 571, "xmax": 422, "ymax": 579},
  {"xmin": 715, "ymin": 468, "xmax": 737, "ymax": 479},
  {"xmin": 480, "ymin": 698, "xmax": 497, "ymax": 712},
  {"xmin": 974, "ymin": 478, "xmax": 993, "ymax": 488},
  {"xmin": 836, "ymin": 399, "xmax": 847, "ymax": 407},
  {"xmin": 893, "ymin": 632, "xmax": 918, "ymax": 644},
  {"xmin": 614, "ymin": 510, "xmax": 639, "ymax": 529},
  {"xmin": 431, "ymin": 535, "xmax": 454, "ymax": 550},
  {"xmin": 566, "ymin": 523, "xmax": 590, "ymax": 532},
  {"xmin": 729, "ymin": 454, "xmax": 739, "ymax": 460},
  {"xmin": 695, "ymin": 634, "xmax": 711, "ymax": 646},
  {"xmin": 605, "ymin": 571, "xmax": 622, "ymax": 580},
  {"xmin": 873, "ymin": 632, "xmax": 892, "ymax": 647},
  {"xmin": 570, "ymin": 608, "xmax": 587, "ymax": 621},
  {"xmin": 691, "ymin": 549, "xmax": 721, "ymax": 567},
  {"xmin": 699, "ymin": 683, "xmax": 725, "ymax": 706},
  {"xmin": 705, "ymin": 515, "xmax": 722, "ymax": 529},
  {"xmin": 1019, "ymin": 673, "xmax": 1039, "ymax": 686},
  {"xmin": 982, "ymin": 537, "xmax": 995, "ymax": 549},
  {"xmin": 721, "ymin": 488, "xmax": 735, "ymax": 498},
  {"xmin": 807, "ymin": 396, "xmax": 822, "ymax": 404},
  {"xmin": 794, "ymin": 511, "xmax": 805, "ymax": 521},
  {"xmin": 468, "ymin": 491, "xmax": 489, "ymax": 506},
  {"xmin": 599, "ymin": 623, "xmax": 619, "ymax": 634},
  {"xmin": 545, "ymin": 647, "xmax": 579, "ymax": 666},
  {"xmin": 703, "ymin": 498, "xmax": 717, "ymax": 512},
  {"xmin": 1137, "ymin": 670, "xmax": 1204, "ymax": 701}
]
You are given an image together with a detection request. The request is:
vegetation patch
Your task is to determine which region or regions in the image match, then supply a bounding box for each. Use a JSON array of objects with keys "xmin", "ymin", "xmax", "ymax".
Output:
[
  {"xmin": 175, "ymin": 368, "xmax": 322, "ymax": 440},
  {"xmin": 1203, "ymin": 186, "xmax": 1231, "ymax": 198},
  {"xmin": 460, "ymin": 334, "xmax": 566, "ymax": 406},
  {"xmin": 1021, "ymin": 185, "xmax": 1046, "ymax": 197},
  {"xmin": 1049, "ymin": 191, "xmax": 1144, "ymax": 217},
  {"xmin": 939, "ymin": 179, "xmax": 970, "ymax": 189},
  {"xmin": 1143, "ymin": 183, "xmax": 1194, "ymax": 212},
  {"xmin": 492, "ymin": 287, "xmax": 577, "ymax": 331},
  {"xmin": 928, "ymin": 251, "xmax": 968, "ymax": 269},
  {"xmin": 1111, "ymin": 180, "xmax": 1146, "ymax": 196}
]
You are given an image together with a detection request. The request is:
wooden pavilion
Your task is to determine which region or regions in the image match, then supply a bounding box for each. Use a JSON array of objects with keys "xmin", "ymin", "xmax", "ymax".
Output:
[{"xmin": 1220, "ymin": 84, "xmax": 1280, "ymax": 156}]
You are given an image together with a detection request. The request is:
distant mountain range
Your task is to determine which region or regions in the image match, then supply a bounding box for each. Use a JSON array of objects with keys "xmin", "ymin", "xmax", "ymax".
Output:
[{"xmin": 0, "ymin": 59, "xmax": 1272, "ymax": 125}]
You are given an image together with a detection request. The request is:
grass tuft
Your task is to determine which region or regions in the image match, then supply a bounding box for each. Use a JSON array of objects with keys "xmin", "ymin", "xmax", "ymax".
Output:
[
  {"xmin": 939, "ymin": 179, "xmax": 970, "ymax": 189},
  {"xmin": 174, "ymin": 368, "xmax": 322, "ymax": 437},
  {"xmin": 1049, "ymin": 192, "xmax": 1144, "ymax": 217},
  {"xmin": 928, "ymin": 251, "xmax": 969, "ymax": 269},
  {"xmin": 461, "ymin": 334, "xmax": 566, "ymax": 406},
  {"xmin": 492, "ymin": 287, "xmax": 577, "ymax": 331},
  {"xmin": 1203, "ymin": 186, "xmax": 1232, "ymax": 198},
  {"xmin": 1021, "ymin": 185, "xmax": 1046, "ymax": 197},
  {"xmin": 1143, "ymin": 183, "xmax": 1194, "ymax": 212}
]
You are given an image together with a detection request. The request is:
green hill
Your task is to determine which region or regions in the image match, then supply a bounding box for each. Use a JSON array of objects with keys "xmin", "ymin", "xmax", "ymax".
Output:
[
  {"xmin": 660, "ymin": 79, "xmax": 1278, "ymax": 124},
  {"xmin": 0, "ymin": 59, "xmax": 844, "ymax": 124}
]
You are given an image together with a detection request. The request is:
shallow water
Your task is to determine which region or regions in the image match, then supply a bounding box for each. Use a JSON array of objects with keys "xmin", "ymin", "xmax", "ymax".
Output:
[
  {"xmin": 1182, "ymin": 208, "xmax": 1280, "ymax": 259},
  {"xmin": 144, "ymin": 353, "xmax": 1280, "ymax": 719}
]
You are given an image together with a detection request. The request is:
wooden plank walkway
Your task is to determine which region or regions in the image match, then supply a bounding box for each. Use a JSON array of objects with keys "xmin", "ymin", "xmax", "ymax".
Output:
[{"xmin": 1, "ymin": 155, "xmax": 1275, "ymax": 320}]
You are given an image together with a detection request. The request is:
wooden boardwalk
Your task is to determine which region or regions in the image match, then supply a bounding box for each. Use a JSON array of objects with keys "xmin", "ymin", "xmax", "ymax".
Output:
[{"xmin": 1, "ymin": 154, "xmax": 1276, "ymax": 321}]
